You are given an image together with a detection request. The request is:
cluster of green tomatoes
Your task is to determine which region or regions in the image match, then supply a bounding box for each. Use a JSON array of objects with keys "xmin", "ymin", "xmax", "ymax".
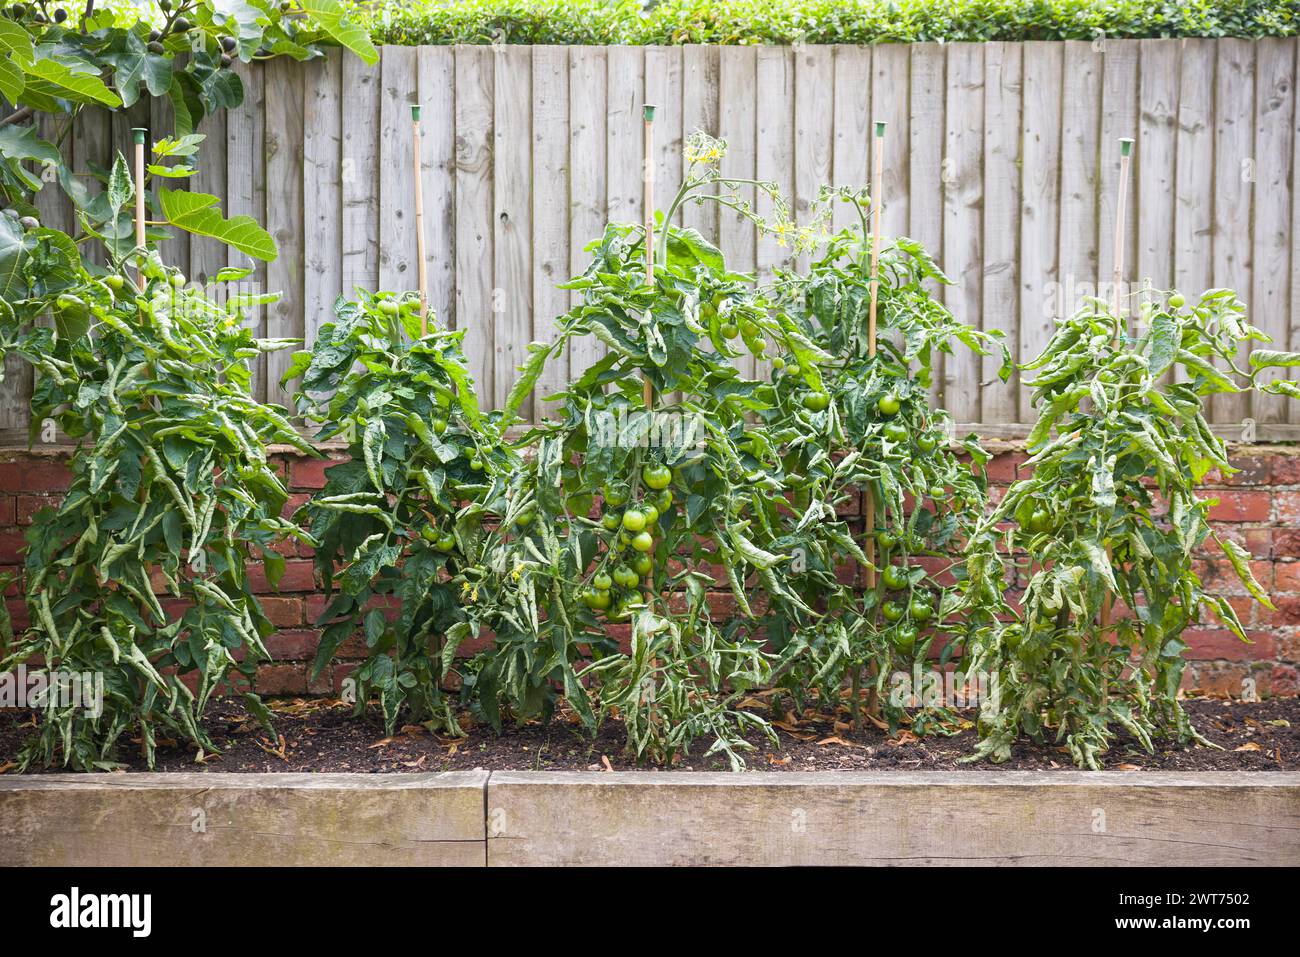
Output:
[{"xmin": 579, "ymin": 463, "xmax": 675, "ymax": 621}]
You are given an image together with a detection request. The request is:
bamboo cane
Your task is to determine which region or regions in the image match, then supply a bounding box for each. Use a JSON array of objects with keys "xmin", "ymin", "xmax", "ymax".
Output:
[
  {"xmin": 132, "ymin": 127, "xmax": 147, "ymax": 285},
  {"xmin": 864, "ymin": 121, "xmax": 885, "ymax": 591},
  {"xmin": 412, "ymin": 105, "xmax": 429, "ymax": 336},
  {"xmin": 858, "ymin": 121, "xmax": 886, "ymax": 730},
  {"xmin": 642, "ymin": 104, "xmax": 656, "ymax": 411},
  {"xmin": 1100, "ymin": 137, "xmax": 1133, "ymax": 632}
]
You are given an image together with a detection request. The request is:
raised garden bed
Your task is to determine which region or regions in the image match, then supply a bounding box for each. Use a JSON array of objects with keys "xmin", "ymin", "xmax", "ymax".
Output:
[{"xmin": 4, "ymin": 696, "xmax": 1296, "ymax": 774}]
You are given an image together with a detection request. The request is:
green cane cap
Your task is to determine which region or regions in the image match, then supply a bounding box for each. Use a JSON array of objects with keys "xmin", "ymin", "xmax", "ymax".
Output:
[
  {"xmin": 643, "ymin": 104, "xmax": 656, "ymax": 122},
  {"xmin": 411, "ymin": 105, "xmax": 421, "ymax": 122},
  {"xmin": 1119, "ymin": 137, "xmax": 1134, "ymax": 157},
  {"xmin": 132, "ymin": 128, "xmax": 147, "ymax": 145},
  {"xmin": 874, "ymin": 121, "xmax": 886, "ymax": 137}
]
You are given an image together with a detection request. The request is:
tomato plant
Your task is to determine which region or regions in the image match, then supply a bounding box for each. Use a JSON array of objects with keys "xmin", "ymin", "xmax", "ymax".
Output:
[
  {"xmin": 964, "ymin": 291, "xmax": 1300, "ymax": 768},
  {"xmin": 763, "ymin": 191, "xmax": 1010, "ymax": 732},
  {"xmin": 0, "ymin": 251, "xmax": 311, "ymax": 769},
  {"xmin": 285, "ymin": 292, "xmax": 516, "ymax": 735}
]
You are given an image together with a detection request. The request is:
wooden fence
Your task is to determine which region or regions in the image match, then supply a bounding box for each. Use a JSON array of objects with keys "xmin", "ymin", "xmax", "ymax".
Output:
[{"xmin": 5, "ymin": 38, "xmax": 1299, "ymax": 440}]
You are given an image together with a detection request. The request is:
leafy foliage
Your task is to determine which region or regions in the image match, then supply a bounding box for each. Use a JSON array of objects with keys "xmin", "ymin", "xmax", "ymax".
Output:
[
  {"xmin": 964, "ymin": 291, "xmax": 1300, "ymax": 768},
  {"xmin": 0, "ymin": 253, "xmax": 312, "ymax": 769},
  {"xmin": 363, "ymin": 0, "xmax": 1298, "ymax": 46},
  {"xmin": 287, "ymin": 292, "xmax": 516, "ymax": 735}
]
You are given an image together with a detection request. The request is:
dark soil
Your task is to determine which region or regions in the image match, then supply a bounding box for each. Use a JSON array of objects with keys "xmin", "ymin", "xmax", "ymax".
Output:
[{"xmin": 2, "ymin": 693, "xmax": 1297, "ymax": 773}]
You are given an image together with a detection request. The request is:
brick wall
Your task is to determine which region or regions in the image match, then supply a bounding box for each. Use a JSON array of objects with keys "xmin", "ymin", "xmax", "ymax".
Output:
[{"xmin": 2, "ymin": 443, "xmax": 1297, "ymax": 698}]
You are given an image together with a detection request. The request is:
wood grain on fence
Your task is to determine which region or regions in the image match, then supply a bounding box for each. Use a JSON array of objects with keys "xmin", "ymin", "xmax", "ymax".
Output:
[{"xmin": 5, "ymin": 40, "xmax": 1298, "ymax": 440}]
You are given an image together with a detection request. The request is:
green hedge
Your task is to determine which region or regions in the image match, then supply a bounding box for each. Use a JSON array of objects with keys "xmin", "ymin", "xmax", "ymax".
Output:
[{"xmin": 356, "ymin": 0, "xmax": 1299, "ymax": 46}]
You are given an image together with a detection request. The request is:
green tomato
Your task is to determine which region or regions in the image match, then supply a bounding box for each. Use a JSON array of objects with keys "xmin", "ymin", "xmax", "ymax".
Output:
[
  {"xmin": 884, "ymin": 423, "xmax": 909, "ymax": 444},
  {"xmin": 928, "ymin": 485, "xmax": 946, "ymax": 500},
  {"xmin": 622, "ymin": 509, "xmax": 647, "ymax": 532},
  {"xmin": 752, "ymin": 337, "xmax": 767, "ymax": 355},
  {"xmin": 643, "ymin": 465, "xmax": 672, "ymax": 490},
  {"xmin": 881, "ymin": 600, "xmax": 905, "ymax": 623},
  {"xmin": 894, "ymin": 624, "xmax": 918, "ymax": 655},
  {"xmin": 876, "ymin": 530, "xmax": 899, "ymax": 550},
  {"xmin": 514, "ymin": 511, "xmax": 534, "ymax": 528},
  {"xmin": 802, "ymin": 392, "xmax": 830, "ymax": 412},
  {"xmin": 613, "ymin": 566, "xmax": 639, "ymax": 588},
  {"xmin": 877, "ymin": 393, "xmax": 901, "ymax": 416},
  {"xmin": 379, "ymin": 300, "xmax": 400, "ymax": 316},
  {"xmin": 1168, "ymin": 292, "xmax": 1186, "ymax": 309},
  {"xmin": 1002, "ymin": 625, "xmax": 1024, "ymax": 650},
  {"xmin": 104, "ymin": 274, "xmax": 125, "ymax": 292},
  {"xmin": 785, "ymin": 363, "xmax": 801, "ymax": 377},
  {"xmin": 641, "ymin": 503, "xmax": 660, "ymax": 525},
  {"xmin": 420, "ymin": 525, "xmax": 439, "ymax": 544},
  {"xmin": 771, "ymin": 356, "xmax": 786, "ymax": 371},
  {"xmin": 593, "ymin": 572, "xmax": 613, "ymax": 591},
  {"xmin": 1027, "ymin": 509, "xmax": 1051, "ymax": 534},
  {"xmin": 631, "ymin": 531, "xmax": 654, "ymax": 553},
  {"xmin": 653, "ymin": 489, "xmax": 673, "ymax": 511},
  {"xmin": 916, "ymin": 433, "xmax": 938, "ymax": 452},
  {"xmin": 588, "ymin": 588, "xmax": 612, "ymax": 610},
  {"xmin": 603, "ymin": 486, "xmax": 628, "ymax": 508},
  {"xmin": 720, "ymin": 322, "xmax": 739, "ymax": 339},
  {"xmin": 432, "ymin": 417, "xmax": 448, "ymax": 436},
  {"xmin": 435, "ymin": 533, "xmax": 456, "ymax": 553},
  {"xmin": 909, "ymin": 598, "xmax": 934, "ymax": 622},
  {"xmin": 601, "ymin": 513, "xmax": 621, "ymax": 532},
  {"xmin": 469, "ymin": 457, "xmax": 484, "ymax": 471},
  {"xmin": 633, "ymin": 554, "xmax": 654, "ymax": 577},
  {"xmin": 882, "ymin": 564, "xmax": 909, "ymax": 591}
]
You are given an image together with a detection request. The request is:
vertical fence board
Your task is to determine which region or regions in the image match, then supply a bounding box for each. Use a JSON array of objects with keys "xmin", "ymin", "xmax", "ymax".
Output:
[
  {"xmin": 942, "ymin": 44, "xmax": 984, "ymax": 421},
  {"xmin": 418, "ymin": 47, "xmax": 457, "ymax": 332},
  {"xmin": 264, "ymin": 58, "xmax": 305, "ymax": 409},
  {"xmin": 1212, "ymin": 39, "xmax": 1256, "ymax": 425},
  {"xmin": 189, "ymin": 108, "xmax": 228, "ymax": 286},
  {"xmin": 756, "ymin": 45, "xmax": 796, "ymax": 282},
  {"xmin": 303, "ymin": 49, "xmax": 343, "ymax": 345},
  {"xmin": 494, "ymin": 46, "xmax": 533, "ymax": 413},
  {"xmin": 150, "ymin": 95, "xmax": 189, "ymax": 276},
  {"xmin": 1019, "ymin": 42, "xmax": 1064, "ymax": 418},
  {"xmin": 681, "ymin": 45, "xmax": 720, "ymax": 243},
  {"xmin": 71, "ymin": 108, "xmax": 113, "ymax": 270},
  {"xmin": 871, "ymin": 45, "xmax": 911, "ymax": 242},
  {"xmin": 909, "ymin": 43, "xmax": 946, "ymax": 407},
  {"xmin": 1249, "ymin": 37, "xmax": 1295, "ymax": 424},
  {"xmin": 454, "ymin": 46, "xmax": 495, "ymax": 398},
  {"xmin": 1136, "ymin": 40, "xmax": 1179, "ymax": 303},
  {"xmin": 981, "ymin": 42, "xmax": 1022, "ymax": 423},
  {"xmin": 1291, "ymin": 40, "xmax": 1300, "ymax": 418},
  {"xmin": 645, "ymin": 47, "xmax": 684, "ymax": 226},
  {"xmin": 831, "ymin": 46, "xmax": 871, "ymax": 232},
  {"xmin": 1174, "ymin": 39, "xmax": 1216, "ymax": 392},
  {"xmin": 1098, "ymin": 40, "xmax": 1139, "ymax": 315},
  {"xmin": 224, "ymin": 67, "xmax": 266, "ymax": 398},
  {"xmin": 568, "ymin": 47, "xmax": 607, "ymax": 376},
  {"xmin": 531, "ymin": 45, "xmax": 570, "ymax": 420},
  {"xmin": 418, "ymin": 49, "xmax": 460, "ymax": 332},
  {"xmin": 1057, "ymin": 41, "xmax": 1102, "ymax": 321},
  {"xmin": 379, "ymin": 46, "xmax": 419, "ymax": 293},
  {"xmin": 793, "ymin": 46, "xmax": 833, "ymax": 273},
  {"xmin": 720, "ymin": 45, "xmax": 758, "ymax": 379},
  {"xmin": 341, "ymin": 56, "xmax": 380, "ymax": 300}
]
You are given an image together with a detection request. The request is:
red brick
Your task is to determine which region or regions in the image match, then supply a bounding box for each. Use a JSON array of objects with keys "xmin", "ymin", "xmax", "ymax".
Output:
[
  {"xmin": 1258, "ymin": 594, "xmax": 1300, "ymax": 627},
  {"xmin": 254, "ymin": 663, "xmax": 307, "ymax": 696},
  {"xmin": 6, "ymin": 597, "xmax": 28, "ymax": 630},
  {"xmin": 246, "ymin": 559, "xmax": 317, "ymax": 594},
  {"xmin": 1205, "ymin": 454, "xmax": 1272, "ymax": 487},
  {"xmin": 1271, "ymin": 454, "xmax": 1300, "ymax": 485},
  {"xmin": 0, "ymin": 530, "xmax": 27, "ymax": 564},
  {"xmin": 1183, "ymin": 628, "xmax": 1274, "ymax": 661},
  {"xmin": 20, "ymin": 461, "xmax": 72, "ymax": 492},
  {"xmin": 264, "ymin": 628, "xmax": 321, "ymax": 660},
  {"xmin": 983, "ymin": 452, "xmax": 1026, "ymax": 485},
  {"xmin": 1276, "ymin": 562, "xmax": 1300, "ymax": 592},
  {"xmin": 15, "ymin": 495, "xmax": 57, "ymax": 525},
  {"xmin": 289, "ymin": 457, "xmax": 339, "ymax": 490},
  {"xmin": 259, "ymin": 596, "xmax": 304, "ymax": 628},
  {"xmin": 1205, "ymin": 491, "xmax": 1272, "ymax": 523},
  {"xmin": 1275, "ymin": 491, "xmax": 1300, "ymax": 525},
  {"xmin": 1276, "ymin": 529, "xmax": 1300, "ymax": 557},
  {"xmin": 0, "ymin": 496, "xmax": 14, "ymax": 527}
]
